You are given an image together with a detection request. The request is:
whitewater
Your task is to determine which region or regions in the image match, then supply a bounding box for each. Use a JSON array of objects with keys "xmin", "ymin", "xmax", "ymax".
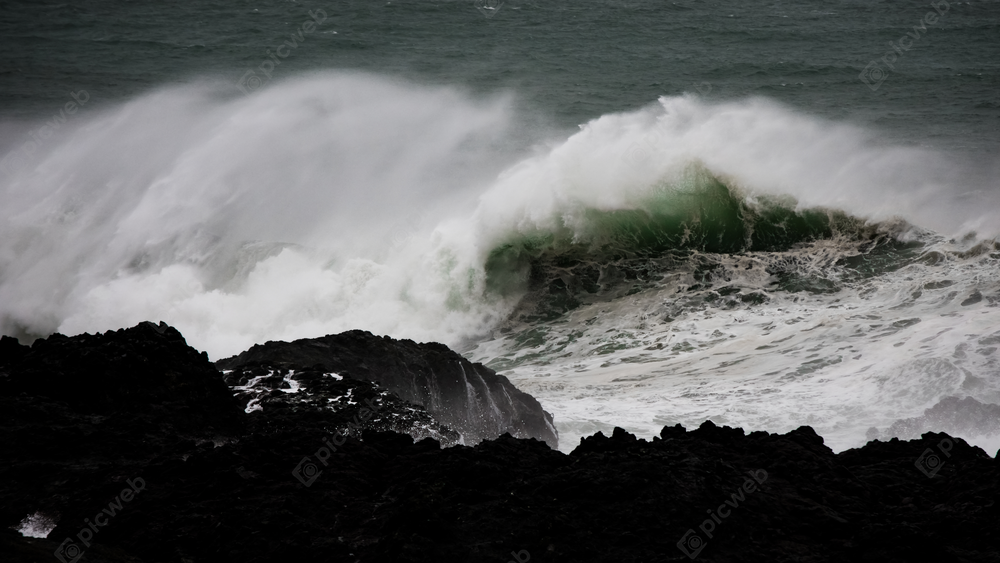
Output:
[{"xmin": 2, "ymin": 72, "xmax": 998, "ymax": 454}]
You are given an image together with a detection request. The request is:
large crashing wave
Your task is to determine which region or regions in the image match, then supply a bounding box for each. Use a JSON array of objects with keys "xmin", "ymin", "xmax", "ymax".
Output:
[
  {"xmin": 0, "ymin": 73, "xmax": 991, "ymax": 343},
  {"xmin": 0, "ymin": 73, "xmax": 525, "ymax": 354},
  {"xmin": 0, "ymin": 73, "xmax": 993, "ymax": 355},
  {"xmin": 2, "ymin": 72, "xmax": 999, "ymax": 454},
  {"xmin": 483, "ymin": 164, "xmax": 906, "ymax": 297}
]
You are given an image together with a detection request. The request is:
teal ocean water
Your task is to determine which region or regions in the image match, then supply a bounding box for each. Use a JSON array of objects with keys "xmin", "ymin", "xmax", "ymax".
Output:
[
  {"xmin": 2, "ymin": 0, "xmax": 998, "ymax": 151},
  {"xmin": 2, "ymin": 0, "xmax": 999, "ymax": 452}
]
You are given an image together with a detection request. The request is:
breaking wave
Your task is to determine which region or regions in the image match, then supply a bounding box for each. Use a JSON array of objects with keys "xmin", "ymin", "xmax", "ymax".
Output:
[{"xmin": 2, "ymin": 71, "xmax": 999, "ymax": 453}]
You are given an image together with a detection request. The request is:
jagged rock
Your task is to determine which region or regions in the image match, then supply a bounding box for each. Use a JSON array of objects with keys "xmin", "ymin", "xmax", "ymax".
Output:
[
  {"xmin": 216, "ymin": 330, "xmax": 558, "ymax": 448},
  {"xmin": 1, "ymin": 321, "xmax": 243, "ymax": 431},
  {"xmin": 0, "ymin": 322, "xmax": 245, "ymax": 536},
  {"xmin": 0, "ymin": 321, "xmax": 556, "ymax": 559},
  {"xmin": 222, "ymin": 364, "xmax": 462, "ymax": 446},
  {"xmin": 4, "ymin": 323, "xmax": 1000, "ymax": 563},
  {"xmin": 6, "ymin": 422, "xmax": 999, "ymax": 563},
  {"xmin": 573, "ymin": 425, "xmax": 640, "ymax": 454},
  {"xmin": 0, "ymin": 334, "xmax": 29, "ymax": 370}
]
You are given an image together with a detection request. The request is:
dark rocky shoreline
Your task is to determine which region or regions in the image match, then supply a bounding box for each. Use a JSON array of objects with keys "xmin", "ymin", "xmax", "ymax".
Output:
[
  {"xmin": 216, "ymin": 330, "xmax": 558, "ymax": 448},
  {"xmin": 2, "ymin": 323, "xmax": 999, "ymax": 562}
]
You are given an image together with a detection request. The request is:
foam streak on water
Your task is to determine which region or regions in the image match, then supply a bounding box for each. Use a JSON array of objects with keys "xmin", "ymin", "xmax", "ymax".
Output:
[{"xmin": 468, "ymin": 238, "xmax": 1000, "ymax": 454}]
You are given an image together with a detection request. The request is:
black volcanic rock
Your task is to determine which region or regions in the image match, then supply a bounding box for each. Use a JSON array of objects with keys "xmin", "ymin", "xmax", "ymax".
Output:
[
  {"xmin": 0, "ymin": 322, "xmax": 246, "ymax": 537},
  {"xmin": 0, "ymin": 334, "xmax": 29, "ymax": 369},
  {"xmin": 6, "ymin": 422, "xmax": 1000, "ymax": 563},
  {"xmin": 0, "ymin": 321, "xmax": 246, "ymax": 436},
  {"xmin": 2, "ymin": 321, "xmax": 243, "ymax": 430},
  {"xmin": 216, "ymin": 330, "xmax": 558, "ymax": 448},
  {"xmin": 222, "ymin": 363, "xmax": 462, "ymax": 446},
  {"xmin": 4, "ymin": 323, "xmax": 1000, "ymax": 563}
]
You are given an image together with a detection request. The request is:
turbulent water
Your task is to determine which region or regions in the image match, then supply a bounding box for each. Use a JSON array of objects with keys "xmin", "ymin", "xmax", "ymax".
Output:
[{"xmin": 2, "ymin": 1, "xmax": 999, "ymax": 453}]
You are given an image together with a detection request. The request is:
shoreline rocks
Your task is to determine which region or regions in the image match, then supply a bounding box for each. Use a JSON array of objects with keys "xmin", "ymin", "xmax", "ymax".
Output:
[
  {"xmin": 216, "ymin": 330, "xmax": 558, "ymax": 448},
  {"xmin": 2, "ymin": 323, "xmax": 999, "ymax": 562}
]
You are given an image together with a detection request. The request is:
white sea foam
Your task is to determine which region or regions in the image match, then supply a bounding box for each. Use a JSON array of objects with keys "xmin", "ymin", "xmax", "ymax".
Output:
[
  {"xmin": 469, "ymin": 237, "xmax": 1000, "ymax": 453},
  {"xmin": 12, "ymin": 511, "xmax": 57, "ymax": 538}
]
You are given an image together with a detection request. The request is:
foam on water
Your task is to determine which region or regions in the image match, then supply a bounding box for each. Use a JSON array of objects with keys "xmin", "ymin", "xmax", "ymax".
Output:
[
  {"xmin": 468, "ymin": 236, "xmax": 1000, "ymax": 453},
  {"xmin": 12, "ymin": 511, "xmax": 57, "ymax": 539}
]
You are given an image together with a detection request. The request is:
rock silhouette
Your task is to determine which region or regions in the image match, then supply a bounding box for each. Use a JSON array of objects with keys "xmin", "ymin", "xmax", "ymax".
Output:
[
  {"xmin": 216, "ymin": 330, "xmax": 558, "ymax": 448},
  {"xmin": 2, "ymin": 323, "xmax": 999, "ymax": 563}
]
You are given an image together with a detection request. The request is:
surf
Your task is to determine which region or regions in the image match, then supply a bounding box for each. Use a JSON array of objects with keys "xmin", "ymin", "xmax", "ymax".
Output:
[{"xmin": 1, "ymin": 71, "xmax": 997, "ymax": 455}]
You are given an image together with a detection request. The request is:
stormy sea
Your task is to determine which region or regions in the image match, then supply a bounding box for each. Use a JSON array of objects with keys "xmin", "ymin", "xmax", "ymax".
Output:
[
  {"xmin": 4, "ymin": 0, "xmax": 999, "ymax": 451},
  {"xmin": 2, "ymin": 2, "xmax": 1000, "ymax": 561}
]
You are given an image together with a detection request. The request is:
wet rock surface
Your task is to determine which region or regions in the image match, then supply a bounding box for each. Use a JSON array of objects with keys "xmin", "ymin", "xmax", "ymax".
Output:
[
  {"xmin": 222, "ymin": 364, "xmax": 462, "ymax": 446},
  {"xmin": 2, "ymin": 324, "xmax": 999, "ymax": 563},
  {"xmin": 216, "ymin": 330, "xmax": 558, "ymax": 448}
]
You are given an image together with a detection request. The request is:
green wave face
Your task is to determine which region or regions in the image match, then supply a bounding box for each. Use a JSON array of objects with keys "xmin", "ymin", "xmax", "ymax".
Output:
[
  {"xmin": 484, "ymin": 165, "xmax": 877, "ymax": 299},
  {"xmin": 478, "ymin": 164, "xmax": 938, "ymax": 329}
]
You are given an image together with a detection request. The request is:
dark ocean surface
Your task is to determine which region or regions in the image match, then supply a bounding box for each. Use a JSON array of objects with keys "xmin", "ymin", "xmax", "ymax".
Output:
[{"xmin": 2, "ymin": 0, "xmax": 998, "ymax": 152}]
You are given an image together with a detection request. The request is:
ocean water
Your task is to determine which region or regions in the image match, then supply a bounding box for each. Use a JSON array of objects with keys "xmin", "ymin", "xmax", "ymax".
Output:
[{"xmin": 2, "ymin": 0, "xmax": 999, "ymax": 452}]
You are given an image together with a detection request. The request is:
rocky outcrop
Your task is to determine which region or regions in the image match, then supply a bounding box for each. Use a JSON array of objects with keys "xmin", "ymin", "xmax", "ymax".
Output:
[
  {"xmin": 0, "ymin": 334, "xmax": 29, "ymax": 368},
  {"xmin": 1, "ymin": 322, "xmax": 244, "ymax": 434},
  {"xmin": 0, "ymin": 322, "xmax": 246, "ymax": 538},
  {"xmin": 222, "ymin": 363, "xmax": 462, "ymax": 446},
  {"xmin": 5, "ymin": 417, "xmax": 1000, "ymax": 562},
  {"xmin": 216, "ymin": 330, "xmax": 558, "ymax": 448},
  {"xmin": 4, "ymin": 323, "xmax": 1000, "ymax": 563}
]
